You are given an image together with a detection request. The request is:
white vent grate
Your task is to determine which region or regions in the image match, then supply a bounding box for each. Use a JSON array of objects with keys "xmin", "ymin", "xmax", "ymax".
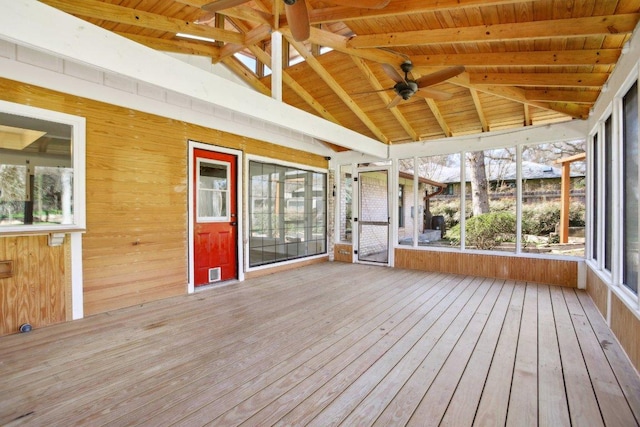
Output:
[{"xmin": 208, "ymin": 267, "xmax": 221, "ymax": 283}]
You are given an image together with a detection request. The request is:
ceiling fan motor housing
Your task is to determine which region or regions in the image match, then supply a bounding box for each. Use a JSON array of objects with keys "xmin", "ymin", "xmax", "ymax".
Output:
[{"xmin": 395, "ymin": 81, "xmax": 418, "ymax": 99}]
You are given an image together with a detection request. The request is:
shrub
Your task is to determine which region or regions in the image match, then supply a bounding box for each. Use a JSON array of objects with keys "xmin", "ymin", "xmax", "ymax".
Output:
[
  {"xmin": 522, "ymin": 203, "xmax": 560, "ymax": 235},
  {"xmin": 431, "ymin": 200, "xmax": 461, "ymax": 229},
  {"xmin": 447, "ymin": 211, "xmax": 517, "ymax": 250},
  {"xmin": 522, "ymin": 201, "xmax": 586, "ymax": 235}
]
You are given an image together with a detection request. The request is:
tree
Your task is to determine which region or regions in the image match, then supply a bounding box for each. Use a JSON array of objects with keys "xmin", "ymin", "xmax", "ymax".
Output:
[{"xmin": 467, "ymin": 151, "xmax": 490, "ymax": 216}]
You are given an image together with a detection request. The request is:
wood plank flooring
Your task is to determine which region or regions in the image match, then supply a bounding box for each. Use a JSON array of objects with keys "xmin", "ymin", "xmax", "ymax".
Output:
[{"xmin": 1, "ymin": 263, "xmax": 639, "ymax": 426}]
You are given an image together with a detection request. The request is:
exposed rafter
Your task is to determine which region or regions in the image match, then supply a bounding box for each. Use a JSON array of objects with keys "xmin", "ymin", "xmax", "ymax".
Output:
[
  {"xmin": 41, "ymin": 0, "xmax": 246, "ymax": 44},
  {"xmin": 40, "ymin": 0, "xmax": 639, "ymax": 146},
  {"xmin": 285, "ymin": 35, "xmax": 390, "ymax": 144},
  {"xmin": 347, "ymin": 14, "xmax": 639, "ymax": 48},
  {"xmin": 350, "ymin": 57, "xmax": 419, "ymax": 142}
]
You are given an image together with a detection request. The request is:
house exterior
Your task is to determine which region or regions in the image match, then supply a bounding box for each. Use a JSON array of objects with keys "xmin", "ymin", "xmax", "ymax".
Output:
[{"xmin": 0, "ymin": 1, "xmax": 638, "ymax": 376}]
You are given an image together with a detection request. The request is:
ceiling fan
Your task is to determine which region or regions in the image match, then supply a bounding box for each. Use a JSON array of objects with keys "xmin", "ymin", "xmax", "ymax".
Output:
[
  {"xmin": 200, "ymin": 0, "xmax": 390, "ymax": 42},
  {"xmin": 377, "ymin": 61, "xmax": 465, "ymax": 108}
]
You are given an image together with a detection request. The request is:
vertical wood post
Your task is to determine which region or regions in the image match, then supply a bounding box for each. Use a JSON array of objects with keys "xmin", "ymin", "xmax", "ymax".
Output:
[{"xmin": 560, "ymin": 161, "xmax": 571, "ymax": 243}]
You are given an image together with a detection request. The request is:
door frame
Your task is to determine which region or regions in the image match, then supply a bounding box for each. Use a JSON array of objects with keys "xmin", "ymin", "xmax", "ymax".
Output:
[
  {"xmin": 188, "ymin": 140, "xmax": 244, "ymax": 293},
  {"xmin": 354, "ymin": 164, "xmax": 393, "ymax": 267}
]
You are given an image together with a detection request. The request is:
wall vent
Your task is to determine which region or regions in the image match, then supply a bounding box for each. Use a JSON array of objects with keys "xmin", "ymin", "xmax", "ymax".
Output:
[{"xmin": 208, "ymin": 267, "xmax": 221, "ymax": 283}]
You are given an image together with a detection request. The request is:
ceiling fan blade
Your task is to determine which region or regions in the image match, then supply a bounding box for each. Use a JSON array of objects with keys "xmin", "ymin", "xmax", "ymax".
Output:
[
  {"xmin": 352, "ymin": 87, "xmax": 395, "ymax": 96},
  {"xmin": 329, "ymin": 0, "xmax": 390, "ymax": 9},
  {"xmin": 201, "ymin": 0, "xmax": 250, "ymax": 12},
  {"xmin": 382, "ymin": 64, "xmax": 405, "ymax": 84},
  {"xmin": 415, "ymin": 66, "xmax": 465, "ymax": 88},
  {"xmin": 285, "ymin": 0, "xmax": 310, "ymax": 42},
  {"xmin": 387, "ymin": 95, "xmax": 403, "ymax": 109},
  {"xmin": 415, "ymin": 88, "xmax": 453, "ymax": 101}
]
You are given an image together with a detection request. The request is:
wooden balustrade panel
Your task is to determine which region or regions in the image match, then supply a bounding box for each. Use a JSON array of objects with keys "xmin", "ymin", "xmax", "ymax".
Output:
[
  {"xmin": 586, "ymin": 266, "xmax": 608, "ymax": 317},
  {"xmin": 394, "ymin": 248, "xmax": 578, "ymax": 287},
  {"xmin": 610, "ymin": 295, "xmax": 640, "ymax": 380},
  {"xmin": 333, "ymin": 244, "xmax": 353, "ymax": 263},
  {"xmin": 588, "ymin": 265, "xmax": 640, "ymax": 376},
  {"xmin": 0, "ymin": 235, "xmax": 66, "ymax": 336}
]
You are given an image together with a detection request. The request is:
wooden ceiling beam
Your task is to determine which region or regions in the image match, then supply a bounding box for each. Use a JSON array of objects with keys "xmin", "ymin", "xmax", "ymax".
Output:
[
  {"xmin": 469, "ymin": 73, "xmax": 608, "ymax": 87},
  {"xmin": 450, "ymin": 75, "xmax": 589, "ymax": 119},
  {"xmin": 524, "ymin": 104, "xmax": 532, "ymax": 126},
  {"xmin": 347, "ymin": 14, "xmax": 639, "ymax": 48},
  {"xmin": 285, "ymin": 35, "xmax": 390, "ymax": 144},
  {"xmin": 248, "ymin": 45, "xmax": 342, "ymax": 124},
  {"xmin": 524, "ymin": 89, "xmax": 600, "ymax": 104},
  {"xmin": 309, "ymin": 0, "xmax": 540, "ymax": 24},
  {"xmin": 175, "ymin": 0, "xmax": 271, "ymax": 25},
  {"xmin": 425, "ymin": 99, "xmax": 452, "ymax": 138},
  {"xmin": 295, "ymin": 27, "xmax": 402, "ymax": 65},
  {"xmin": 412, "ymin": 49, "xmax": 621, "ymax": 67},
  {"xmin": 545, "ymin": 103, "xmax": 591, "ymax": 120},
  {"xmin": 220, "ymin": 55, "xmax": 271, "ymax": 96},
  {"xmin": 115, "ymin": 32, "xmax": 220, "ymax": 60},
  {"xmin": 41, "ymin": 0, "xmax": 246, "ymax": 45},
  {"xmin": 469, "ymin": 89, "xmax": 489, "ymax": 132},
  {"xmin": 351, "ymin": 57, "xmax": 419, "ymax": 142},
  {"xmin": 214, "ymin": 19, "xmax": 270, "ymax": 61}
]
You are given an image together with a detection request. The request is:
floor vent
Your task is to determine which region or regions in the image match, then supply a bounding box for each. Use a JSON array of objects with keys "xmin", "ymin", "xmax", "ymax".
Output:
[{"xmin": 208, "ymin": 267, "xmax": 221, "ymax": 283}]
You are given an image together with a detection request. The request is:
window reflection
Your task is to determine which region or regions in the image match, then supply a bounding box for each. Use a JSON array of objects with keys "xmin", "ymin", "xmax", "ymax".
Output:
[{"xmin": 0, "ymin": 112, "xmax": 74, "ymax": 227}]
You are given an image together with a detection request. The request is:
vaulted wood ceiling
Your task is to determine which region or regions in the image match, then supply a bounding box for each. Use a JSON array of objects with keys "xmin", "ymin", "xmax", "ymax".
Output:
[{"xmin": 41, "ymin": 0, "xmax": 640, "ymax": 149}]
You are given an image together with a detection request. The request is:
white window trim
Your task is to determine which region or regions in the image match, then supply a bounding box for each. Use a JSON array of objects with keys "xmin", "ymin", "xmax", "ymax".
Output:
[
  {"xmin": 196, "ymin": 158, "xmax": 231, "ymax": 223},
  {"xmin": 0, "ymin": 100, "xmax": 86, "ymax": 235},
  {"xmin": 245, "ymin": 154, "xmax": 329, "ymax": 273}
]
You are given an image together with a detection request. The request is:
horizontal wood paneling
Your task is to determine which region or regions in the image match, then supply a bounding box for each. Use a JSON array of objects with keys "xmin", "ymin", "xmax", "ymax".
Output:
[
  {"xmin": 0, "ymin": 77, "xmax": 327, "ymax": 318},
  {"xmin": 333, "ymin": 244, "xmax": 353, "ymax": 263},
  {"xmin": 0, "ymin": 235, "xmax": 66, "ymax": 336},
  {"xmin": 394, "ymin": 248, "xmax": 578, "ymax": 287}
]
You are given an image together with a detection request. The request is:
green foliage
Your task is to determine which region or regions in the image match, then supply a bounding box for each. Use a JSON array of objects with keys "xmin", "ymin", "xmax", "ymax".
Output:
[
  {"xmin": 522, "ymin": 201, "xmax": 586, "ymax": 235},
  {"xmin": 447, "ymin": 211, "xmax": 517, "ymax": 250},
  {"xmin": 522, "ymin": 203, "xmax": 560, "ymax": 235},
  {"xmin": 569, "ymin": 202, "xmax": 586, "ymax": 227},
  {"xmin": 430, "ymin": 200, "xmax": 461, "ymax": 229}
]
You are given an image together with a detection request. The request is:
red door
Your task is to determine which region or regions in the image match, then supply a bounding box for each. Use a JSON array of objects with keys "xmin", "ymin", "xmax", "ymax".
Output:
[{"xmin": 193, "ymin": 149, "xmax": 238, "ymax": 286}]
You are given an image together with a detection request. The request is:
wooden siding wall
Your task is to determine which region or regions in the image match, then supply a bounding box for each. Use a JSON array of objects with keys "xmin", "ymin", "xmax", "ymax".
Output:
[
  {"xmin": 0, "ymin": 235, "xmax": 67, "ymax": 336},
  {"xmin": 395, "ymin": 248, "xmax": 578, "ymax": 287},
  {"xmin": 0, "ymin": 78, "xmax": 326, "ymax": 319},
  {"xmin": 586, "ymin": 265, "xmax": 640, "ymax": 374},
  {"xmin": 586, "ymin": 267, "xmax": 608, "ymax": 316},
  {"xmin": 333, "ymin": 244, "xmax": 353, "ymax": 263}
]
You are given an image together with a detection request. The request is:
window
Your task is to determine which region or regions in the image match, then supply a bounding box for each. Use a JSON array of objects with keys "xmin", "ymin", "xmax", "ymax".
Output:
[
  {"xmin": 623, "ymin": 82, "xmax": 638, "ymax": 294},
  {"xmin": 604, "ymin": 115, "xmax": 613, "ymax": 272},
  {"xmin": 464, "ymin": 149, "xmax": 517, "ymax": 252},
  {"xmin": 248, "ymin": 161, "xmax": 326, "ymax": 267},
  {"xmin": 197, "ymin": 161, "xmax": 229, "ymax": 221},
  {"xmin": 521, "ymin": 140, "xmax": 586, "ymax": 256},
  {"xmin": 397, "ymin": 158, "xmax": 414, "ymax": 245},
  {"xmin": 339, "ymin": 164, "xmax": 353, "ymax": 242},
  {"xmin": 398, "ymin": 185, "xmax": 405, "ymax": 228},
  {"xmin": 397, "ymin": 154, "xmax": 461, "ymax": 248},
  {"xmin": 591, "ymin": 133, "xmax": 598, "ymax": 261},
  {"xmin": 0, "ymin": 101, "xmax": 85, "ymax": 234}
]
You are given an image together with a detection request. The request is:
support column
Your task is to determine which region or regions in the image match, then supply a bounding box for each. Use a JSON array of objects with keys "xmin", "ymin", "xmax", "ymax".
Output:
[{"xmin": 271, "ymin": 31, "xmax": 283, "ymax": 102}]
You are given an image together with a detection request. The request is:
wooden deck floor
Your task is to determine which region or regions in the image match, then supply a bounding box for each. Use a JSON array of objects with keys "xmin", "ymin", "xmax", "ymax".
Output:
[{"xmin": 1, "ymin": 263, "xmax": 640, "ymax": 426}]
